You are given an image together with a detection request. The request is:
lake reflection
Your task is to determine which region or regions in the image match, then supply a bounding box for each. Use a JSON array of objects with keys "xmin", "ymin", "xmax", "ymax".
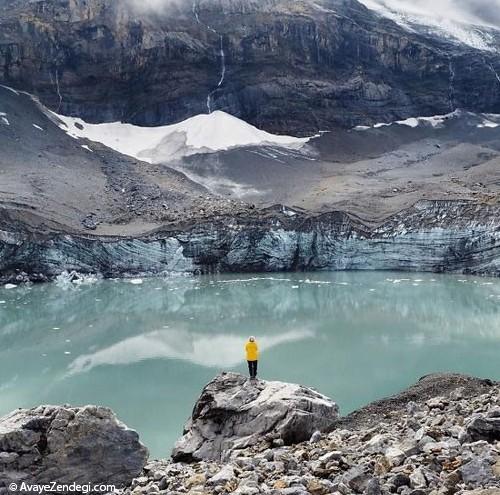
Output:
[{"xmin": 0, "ymin": 272, "xmax": 499, "ymax": 457}]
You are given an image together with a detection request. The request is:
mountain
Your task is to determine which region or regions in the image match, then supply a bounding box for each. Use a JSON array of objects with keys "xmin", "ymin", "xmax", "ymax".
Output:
[
  {"xmin": 0, "ymin": 0, "xmax": 499, "ymax": 280},
  {"xmin": 1, "ymin": 0, "xmax": 500, "ymax": 133},
  {"xmin": 0, "ymin": 85, "xmax": 251, "ymax": 235},
  {"xmin": 53, "ymin": 102, "xmax": 500, "ymax": 220}
]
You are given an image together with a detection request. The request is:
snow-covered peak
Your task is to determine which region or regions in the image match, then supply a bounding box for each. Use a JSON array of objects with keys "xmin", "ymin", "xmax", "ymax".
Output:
[
  {"xmin": 53, "ymin": 110, "xmax": 312, "ymax": 162},
  {"xmin": 358, "ymin": 0, "xmax": 499, "ymax": 52}
]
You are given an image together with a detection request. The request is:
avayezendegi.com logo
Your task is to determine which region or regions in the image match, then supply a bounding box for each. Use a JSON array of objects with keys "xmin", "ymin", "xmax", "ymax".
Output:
[{"xmin": 8, "ymin": 482, "xmax": 116, "ymax": 494}]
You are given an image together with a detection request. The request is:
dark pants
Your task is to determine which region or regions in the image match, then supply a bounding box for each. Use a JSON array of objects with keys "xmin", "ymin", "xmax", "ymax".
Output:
[{"xmin": 247, "ymin": 360, "xmax": 258, "ymax": 378}]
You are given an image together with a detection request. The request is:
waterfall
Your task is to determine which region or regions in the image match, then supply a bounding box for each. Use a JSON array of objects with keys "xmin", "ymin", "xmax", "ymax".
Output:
[
  {"xmin": 55, "ymin": 70, "xmax": 63, "ymax": 112},
  {"xmin": 49, "ymin": 69, "xmax": 64, "ymax": 112},
  {"xmin": 488, "ymin": 62, "xmax": 500, "ymax": 85},
  {"xmin": 448, "ymin": 59, "xmax": 455, "ymax": 112},
  {"xmin": 193, "ymin": 1, "xmax": 226, "ymax": 114}
]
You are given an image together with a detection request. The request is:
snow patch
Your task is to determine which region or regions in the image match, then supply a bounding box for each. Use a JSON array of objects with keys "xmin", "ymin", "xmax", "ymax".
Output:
[
  {"xmin": 478, "ymin": 119, "xmax": 500, "ymax": 128},
  {"xmin": 81, "ymin": 144, "xmax": 93, "ymax": 152},
  {"xmin": 0, "ymin": 113, "xmax": 10, "ymax": 126},
  {"xmin": 53, "ymin": 110, "xmax": 312, "ymax": 162},
  {"xmin": 355, "ymin": 110, "xmax": 500, "ymax": 131},
  {"xmin": 357, "ymin": 113, "xmax": 452, "ymax": 130},
  {"xmin": 33, "ymin": 124, "xmax": 44, "ymax": 131}
]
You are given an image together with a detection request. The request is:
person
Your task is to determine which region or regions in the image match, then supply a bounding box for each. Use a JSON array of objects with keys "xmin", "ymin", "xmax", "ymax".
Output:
[{"xmin": 245, "ymin": 336, "xmax": 259, "ymax": 379}]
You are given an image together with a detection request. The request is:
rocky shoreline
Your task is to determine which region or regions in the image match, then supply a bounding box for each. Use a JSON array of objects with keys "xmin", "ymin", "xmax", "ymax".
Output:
[
  {"xmin": 1, "ymin": 373, "xmax": 499, "ymax": 495},
  {"xmin": 0, "ymin": 200, "xmax": 499, "ymax": 284},
  {"xmin": 131, "ymin": 373, "xmax": 500, "ymax": 495}
]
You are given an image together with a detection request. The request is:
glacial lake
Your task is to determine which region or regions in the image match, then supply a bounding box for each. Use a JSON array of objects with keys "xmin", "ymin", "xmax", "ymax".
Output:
[{"xmin": 0, "ymin": 272, "xmax": 499, "ymax": 458}]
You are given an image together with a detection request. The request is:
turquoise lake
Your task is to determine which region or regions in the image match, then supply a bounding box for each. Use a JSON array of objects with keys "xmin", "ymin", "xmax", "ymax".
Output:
[{"xmin": 0, "ymin": 272, "xmax": 499, "ymax": 458}]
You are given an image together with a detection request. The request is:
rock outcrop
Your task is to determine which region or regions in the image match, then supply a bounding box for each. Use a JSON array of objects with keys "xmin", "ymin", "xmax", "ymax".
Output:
[
  {"xmin": 0, "ymin": 405, "xmax": 148, "ymax": 488},
  {"xmin": 466, "ymin": 414, "xmax": 500, "ymax": 444},
  {"xmin": 1, "ymin": 0, "xmax": 499, "ymax": 133},
  {"xmin": 172, "ymin": 372, "xmax": 340, "ymax": 462},
  {"xmin": 1, "ymin": 200, "xmax": 499, "ymax": 283}
]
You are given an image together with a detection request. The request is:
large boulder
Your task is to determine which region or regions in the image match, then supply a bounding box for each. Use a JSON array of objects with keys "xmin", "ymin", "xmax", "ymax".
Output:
[
  {"xmin": 0, "ymin": 405, "xmax": 148, "ymax": 488},
  {"xmin": 466, "ymin": 414, "xmax": 500, "ymax": 443},
  {"xmin": 172, "ymin": 372, "xmax": 339, "ymax": 462}
]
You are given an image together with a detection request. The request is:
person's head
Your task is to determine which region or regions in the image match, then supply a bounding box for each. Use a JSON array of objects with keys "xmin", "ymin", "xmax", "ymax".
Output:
[{"xmin": 249, "ymin": 336, "xmax": 255, "ymax": 342}]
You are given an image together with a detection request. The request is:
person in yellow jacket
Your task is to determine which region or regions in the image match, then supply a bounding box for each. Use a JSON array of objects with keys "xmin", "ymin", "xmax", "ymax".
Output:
[{"xmin": 245, "ymin": 336, "xmax": 259, "ymax": 379}]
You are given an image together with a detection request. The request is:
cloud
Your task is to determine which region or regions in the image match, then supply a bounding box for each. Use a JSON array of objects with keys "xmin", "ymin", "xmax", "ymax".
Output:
[
  {"xmin": 456, "ymin": 0, "xmax": 500, "ymax": 28},
  {"xmin": 126, "ymin": 0, "xmax": 187, "ymax": 12},
  {"xmin": 359, "ymin": 0, "xmax": 500, "ymax": 28}
]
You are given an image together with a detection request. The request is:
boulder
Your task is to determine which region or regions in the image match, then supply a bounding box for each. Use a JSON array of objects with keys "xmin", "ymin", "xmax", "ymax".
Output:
[
  {"xmin": 171, "ymin": 372, "xmax": 339, "ymax": 462},
  {"xmin": 460, "ymin": 457, "xmax": 494, "ymax": 486},
  {"xmin": 466, "ymin": 415, "xmax": 500, "ymax": 443},
  {"xmin": 0, "ymin": 405, "xmax": 148, "ymax": 488}
]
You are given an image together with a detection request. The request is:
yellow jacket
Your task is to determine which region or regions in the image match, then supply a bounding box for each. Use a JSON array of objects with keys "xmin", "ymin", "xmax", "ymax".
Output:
[{"xmin": 245, "ymin": 340, "xmax": 259, "ymax": 361}]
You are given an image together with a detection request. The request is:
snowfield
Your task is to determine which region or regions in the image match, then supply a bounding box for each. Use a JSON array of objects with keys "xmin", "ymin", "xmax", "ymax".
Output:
[
  {"xmin": 358, "ymin": 0, "xmax": 500, "ymax": 52},
  {"xmin": 53, "ymin": 110, "xmax": 312, "ymax": 163}
]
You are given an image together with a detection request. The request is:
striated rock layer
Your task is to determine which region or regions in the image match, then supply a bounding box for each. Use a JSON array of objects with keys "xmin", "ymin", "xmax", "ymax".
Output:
[
  {"xmin": 172, "ymin": 372, "xmax": 340, "ymax": 462},
  {"xmin": 0, "ymin": 200, "xmax": 499, "ymax": 282}
]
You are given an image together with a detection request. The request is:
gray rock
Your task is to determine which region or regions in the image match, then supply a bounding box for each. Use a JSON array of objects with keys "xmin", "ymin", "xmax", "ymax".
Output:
[
  {"xmin": 0, "ymin": 452, "xmax": 19, "ymax": 464},
  {"xmin": 343, "ymin": 466, "xmax": 372, "ymax": 493},
  {"xmin": 460, "ymin": 457, "xmax": 494, "ymax": 486},
  {"xmin": 389, "ymin": 473, "xmax": 411, "ymax": 489},
  {"xmin": 384, "ymin": 446, "xmax": 406, "ymax": 466},
  {"xmin": 466, "ymin": 415, "xmax": 500, "ymax": 443},
  {"xmin": 207, "ymin": 465, "xmax": 235, "ymax": 485},
  {"xmin": 364, "ymin": 478, "xmax": 382, "ymax": 495},
  {"xmin": 171, "ymin": 372, "xmax": 339, "ymax": 462},
  {"xmin": 0, "ymin": 405, "xmax": 148, "ymax": 487},
  {"xmin": 409, "ymin": 468, "xmax": 427, "ymax": 489},
  {"xmin": 309, "ymin": 431, "xmax": 322, "ymax": 444}
]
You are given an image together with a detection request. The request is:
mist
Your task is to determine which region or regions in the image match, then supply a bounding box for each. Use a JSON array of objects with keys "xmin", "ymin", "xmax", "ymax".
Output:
[
  {"xmin": 359, "ymin": 0, "xmax": 500, "ymax": 28},
  {"xmin": 456, "ymin": 0, "xmax": 500, "ymax": 27},
  {"xmin": 126, "ymin": 0, "xmax": 187, "ymax": 12}
]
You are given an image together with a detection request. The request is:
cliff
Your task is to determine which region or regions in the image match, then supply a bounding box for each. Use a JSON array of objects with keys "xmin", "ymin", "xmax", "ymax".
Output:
[
  {"xmin": 1, "ymin": 0, "xmax": 500, "ymax": 133},
  {"xmin": 1, "ymin": 200, "xmax": 499, "ymax": 283}
]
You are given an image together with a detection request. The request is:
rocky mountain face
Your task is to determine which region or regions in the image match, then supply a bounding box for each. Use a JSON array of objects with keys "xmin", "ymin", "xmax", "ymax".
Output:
[{"xmin": 1, "ymin": 0, "xmax": 500, "ymax": 133}]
